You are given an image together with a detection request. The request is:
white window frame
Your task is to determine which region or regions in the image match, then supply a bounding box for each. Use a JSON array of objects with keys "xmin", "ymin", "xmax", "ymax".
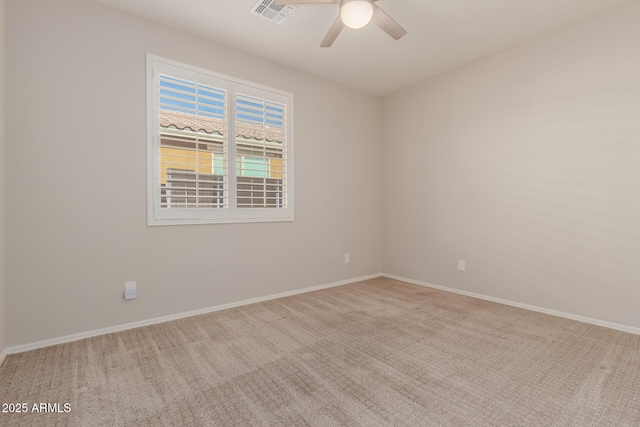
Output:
[{"xmin": 147, "ymin": 54, "xmax": 294, "ymax": 226}]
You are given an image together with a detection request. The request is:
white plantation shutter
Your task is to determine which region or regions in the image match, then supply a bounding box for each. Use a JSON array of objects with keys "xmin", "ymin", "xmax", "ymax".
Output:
[
  {"xmin": 234, "ymin": 90, "xmax": 288, "ymax": 209},
  {"xmin": 148, "ymin": 55, "xmax": 293, "ymax": 225},
  {"xmin": 159, "ymin": 74, "xmax": 227, "ymax": 210}
]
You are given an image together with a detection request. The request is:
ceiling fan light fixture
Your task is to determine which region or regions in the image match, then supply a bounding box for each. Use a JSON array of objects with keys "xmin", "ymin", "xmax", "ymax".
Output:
[{"xmin": 340, "ymin": 0, "xmax": 374, "ymax": 29}]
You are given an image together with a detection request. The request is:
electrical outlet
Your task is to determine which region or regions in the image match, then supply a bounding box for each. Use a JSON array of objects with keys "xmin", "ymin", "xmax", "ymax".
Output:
[
  {"xmin": 344, "ymin": 254, "xmax": 350, "ymax": 264},
  {"xmin": 124, "ymin": 281, "xmax": 137, "ymax": 300},
  {"xmin": 458, "ymin": 260, "xmax": 466, "ymax": 271}
]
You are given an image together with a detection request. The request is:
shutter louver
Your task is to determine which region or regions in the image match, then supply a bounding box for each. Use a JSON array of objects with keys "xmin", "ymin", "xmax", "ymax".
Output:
[{"xmin": 159, "ymin": 74, "xmax": 227, "ymax": 209}]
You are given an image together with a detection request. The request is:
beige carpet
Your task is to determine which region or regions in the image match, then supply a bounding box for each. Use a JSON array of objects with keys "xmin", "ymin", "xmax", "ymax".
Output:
[{"xmin": 1, "ymin": 277, "xmax": 640, "ymax": 426}]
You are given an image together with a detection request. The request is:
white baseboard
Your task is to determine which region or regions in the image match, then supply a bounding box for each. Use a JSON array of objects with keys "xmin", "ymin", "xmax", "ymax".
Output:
[
  {"xmin": 0, "ymin": 350, "xmax": 6, "ymax": 367},
  {"xmin": 7, "ymin": 273, "xmax": 383, "ymax": 355},
  {"xmin": 382, "ymin": 273, "xmax": 640, "ymax": 335},
  {"xmin": 10, "ymin": 272, "xmax": 635, "ymax": 355}
]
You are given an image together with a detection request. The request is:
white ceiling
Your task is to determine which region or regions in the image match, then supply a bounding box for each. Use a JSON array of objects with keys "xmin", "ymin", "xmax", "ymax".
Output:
[{"xmin": 92, "ymin": 0, "xmax": 633, "ymax": 97}]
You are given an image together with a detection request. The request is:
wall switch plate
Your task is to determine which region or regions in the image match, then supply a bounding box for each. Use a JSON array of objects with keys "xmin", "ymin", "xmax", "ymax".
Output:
[
  {"xmin": 124, "ymin": 281, "xmax": 137, "ymax": 300},
  {"xmin": 344, "ymin": 254, "xmax": 350, "ymax": 264},
  {"xmin": 458, "ymin": 260, "xmax": 466, "ymax": 271}
]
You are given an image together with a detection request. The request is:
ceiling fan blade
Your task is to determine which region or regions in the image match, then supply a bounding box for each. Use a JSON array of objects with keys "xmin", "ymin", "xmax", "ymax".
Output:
[
  {"xmin": 372, "ymin": 5, "xmax": 407, "ymax": 41},
  {"xmin": 320, "ymin": 15, "xmax": 345, "ymax": 47},
  {"xmin": 274, "ymin": 0, "xmax": 340, "ymax": 5}
]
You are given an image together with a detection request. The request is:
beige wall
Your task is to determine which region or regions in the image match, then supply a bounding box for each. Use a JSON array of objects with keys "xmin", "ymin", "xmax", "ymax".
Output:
[
  {"xmin": 0, "ymin": 0, "xmax": 6, "ymax": 355},
  {"xmin": 382, "ymin": 1, "xmax": 640, "ymax": 327},
  {"xmin": 5, "ymin": 0, "xmax": 382, "ymax": 346},
  {"xmin": 5, "ymin": 0, "xmax": 639, "ymax": 349}
]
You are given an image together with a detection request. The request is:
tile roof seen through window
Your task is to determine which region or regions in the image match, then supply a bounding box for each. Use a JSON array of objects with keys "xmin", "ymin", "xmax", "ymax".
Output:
[{"xmin": 160, "ymin": 110, "xmax": 284, "ymax": 143}]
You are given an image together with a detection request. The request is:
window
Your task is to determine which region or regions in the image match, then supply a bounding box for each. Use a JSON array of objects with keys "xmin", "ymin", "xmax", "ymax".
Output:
[{"xmin": 147, "ymin": 55, "xmax": 293, "ymax": 225}]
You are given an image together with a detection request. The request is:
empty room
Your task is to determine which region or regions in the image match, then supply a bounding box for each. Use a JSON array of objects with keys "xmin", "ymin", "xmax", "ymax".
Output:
[{"xmin": 1, "ymin": 0, "xmax": 639, "ymax": 425}]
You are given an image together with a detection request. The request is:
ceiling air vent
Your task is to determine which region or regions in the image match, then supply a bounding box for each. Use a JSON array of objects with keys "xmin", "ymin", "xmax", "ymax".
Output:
[{"xmin": 251, "ymin": 0, "xmax": 295, "ymax": 25}]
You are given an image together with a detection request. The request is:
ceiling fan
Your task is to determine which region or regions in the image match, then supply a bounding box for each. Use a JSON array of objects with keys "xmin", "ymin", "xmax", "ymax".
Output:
[{"xmin": 274, "ymin": 0, "xmax": 407, "ymax": 47}]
